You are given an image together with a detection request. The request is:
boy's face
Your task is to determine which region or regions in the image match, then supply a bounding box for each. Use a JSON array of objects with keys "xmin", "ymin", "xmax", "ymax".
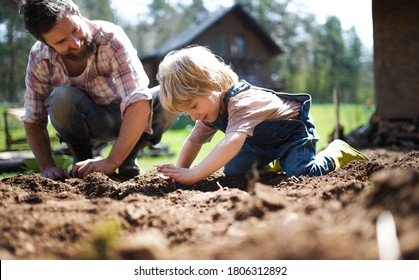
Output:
[
  {"xmin": 180, "ymin": 93, "xmax": 222, "ymax": 123},
  {"xmin": 42, "ymin": 13, "xmax": 94, "ymax": 61}
]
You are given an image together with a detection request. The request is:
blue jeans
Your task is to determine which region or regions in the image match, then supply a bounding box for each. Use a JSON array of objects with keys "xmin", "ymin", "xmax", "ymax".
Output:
[
  {"xmin": 222, "ymin": 119, "xmax": 336, "ymax": 177},
  {"xmin": 212, "ymin": 81, "xmax": 336, "ymax": 177},
  {"xmin": 46, "ymin": 86, "xmax": 121, "ymax": 153},
  {"xmin": 45, "ymin": 86, "xmax": 178, "ymax": 163}
]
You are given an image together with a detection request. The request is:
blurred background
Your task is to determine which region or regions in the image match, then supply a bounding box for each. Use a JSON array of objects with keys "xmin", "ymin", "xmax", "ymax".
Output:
[{"xmin": 0, "ymin": 0, "xmax": 375, "ymax": 174}]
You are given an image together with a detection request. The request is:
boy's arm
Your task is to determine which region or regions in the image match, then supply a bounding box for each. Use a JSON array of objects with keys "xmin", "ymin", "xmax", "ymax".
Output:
[
  {"xmin": 194, "ymin": 131, "xmax": 246, "ymax": 177},
  {"xmin": 158, "ymin": 131, "xmax": 246, "ymax": 185},
  {"xmin": 176, "ymin": 139, "xmax": 203, "ymax": 168}
]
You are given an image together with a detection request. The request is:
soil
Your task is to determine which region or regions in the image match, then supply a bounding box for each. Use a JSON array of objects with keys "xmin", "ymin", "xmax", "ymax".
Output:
[{"xmin": 0, "ymin": 148, "xmax": 418, "ymax": 260}]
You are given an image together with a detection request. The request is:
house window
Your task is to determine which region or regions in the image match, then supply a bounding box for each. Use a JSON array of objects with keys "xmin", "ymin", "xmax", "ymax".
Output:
[
  {"xmin": 214, "ymin": 33, "xmax": 246, "ymax": 58},
  {"xmin": 231, "ymin": 34, "xmax": 245, "ymax": 58},
  {"xmin": 213, "ymin": 32, "xmax": 228, "ymax": 56}
]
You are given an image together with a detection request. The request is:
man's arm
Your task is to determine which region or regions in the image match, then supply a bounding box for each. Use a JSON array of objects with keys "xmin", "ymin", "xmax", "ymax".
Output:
[
  {"xmin": 24, "ymin": 122, "xmax": 68, "ymax": 179},
  {"xmin": 108, "ymin": 99, "xmax": 151, "ymax": 167}
]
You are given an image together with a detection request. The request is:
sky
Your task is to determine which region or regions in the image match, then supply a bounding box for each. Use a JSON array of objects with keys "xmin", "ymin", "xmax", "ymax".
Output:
[
  {"xmin": 290, "ymin": 0, "xmax": 373, "ymax": 49},
  {"xmin": 111, "ymin": 0, "xmax": 373, "ymax": 49}
]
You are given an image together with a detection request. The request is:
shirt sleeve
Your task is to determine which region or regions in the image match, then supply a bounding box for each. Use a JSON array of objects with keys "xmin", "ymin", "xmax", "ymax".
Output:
[
  {"xmin": 104, "ymin": 25, "xmax": 153, "ymax": 133},
  {"xmin": 186, "ymin": 121, "xmax": 218, "ymax": 144},
  {"xmin": 22, "ymin": 44, "xmax": 53, "ymax": 127}
]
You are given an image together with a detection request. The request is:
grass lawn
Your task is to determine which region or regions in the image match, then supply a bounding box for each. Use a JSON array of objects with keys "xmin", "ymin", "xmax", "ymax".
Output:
[{"xmin": 0, "ymin": 102, "xmax": 373, "ymax": 175}]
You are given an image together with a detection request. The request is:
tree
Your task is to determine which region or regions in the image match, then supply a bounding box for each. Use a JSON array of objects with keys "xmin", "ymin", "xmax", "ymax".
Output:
[
  {"xmin": 0, "ymin": 0, "xmax": 115, "ymax": 102},
  {"xmin": 121, "ymin": 0, "xmax": 210, "ymax": 57},
  {"xmin": 342, "ymin": 27, "xmax": 363, "ymax": 102},
  {"xmin": 148, "ymin": 0, "xmax": 179, "ymax": 47},
  {"xmin": 182, "ymin": 0, "xmax": 209, "ymax": 24},
  {"xmin": 77, "ymin": 0, "xmax": 115, "ymax": 22},
  {"xmin": 309, "ymin": 17, "xmax": 368, "ymax": 103},
  {"xmin": 0, "ymin": 0, "xmax": 373, "ymax": 104},
  {"xmin": 0, "ymin": 0, "xmax": 34, "ymax": 102}
]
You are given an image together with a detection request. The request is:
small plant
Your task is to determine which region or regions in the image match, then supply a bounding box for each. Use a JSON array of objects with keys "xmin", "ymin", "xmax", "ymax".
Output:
[{"xmin": 78, "ymin": 219, "xmax": 122, "ymax": 259}]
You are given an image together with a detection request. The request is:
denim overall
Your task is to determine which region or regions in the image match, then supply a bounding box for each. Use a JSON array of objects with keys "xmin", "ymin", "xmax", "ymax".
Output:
[{"xmin": 210, "ymin": 80, "xmax": 336, "ymax": 177}]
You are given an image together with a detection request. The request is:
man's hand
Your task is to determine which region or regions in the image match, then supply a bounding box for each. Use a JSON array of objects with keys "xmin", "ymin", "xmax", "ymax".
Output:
[
  {"xmin": 72, "ymin": 158, "xmax": 118, "ymax": 178},
  {"xmin": 41, "ymin": 166, "xmax": 70, "ymax": 181},
  {"xmin": 24, "ymin": 122, "xmax": 70, "ymax": 180}
]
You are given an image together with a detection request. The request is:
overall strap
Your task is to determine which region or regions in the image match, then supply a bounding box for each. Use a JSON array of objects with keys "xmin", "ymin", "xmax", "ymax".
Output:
[{"xmin": 223, "ymin": 80, "xmax": 251, "ymax": 105}]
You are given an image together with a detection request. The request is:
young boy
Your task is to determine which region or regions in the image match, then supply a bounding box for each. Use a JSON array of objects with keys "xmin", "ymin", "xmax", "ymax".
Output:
[{"xmin": 156, "ymin": 46, "xmax": 369, "ymax": 185}]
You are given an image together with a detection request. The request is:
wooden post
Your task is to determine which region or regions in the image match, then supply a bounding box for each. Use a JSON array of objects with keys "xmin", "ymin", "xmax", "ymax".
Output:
[{"xmin": 333, "ymin": 86, "xmax": 340, "ymax": 140}]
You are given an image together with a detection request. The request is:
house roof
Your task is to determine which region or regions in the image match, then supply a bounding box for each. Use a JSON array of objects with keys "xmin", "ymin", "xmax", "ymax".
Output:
[{"xmin": 141, "ymin": 4, "xmax": 282, "ymax": 61}]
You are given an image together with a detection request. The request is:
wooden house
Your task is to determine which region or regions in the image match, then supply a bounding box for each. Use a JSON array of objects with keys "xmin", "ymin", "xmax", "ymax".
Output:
[{"xmin": 141, "ymin": 4, "xmax": 283, "ymax": 89}]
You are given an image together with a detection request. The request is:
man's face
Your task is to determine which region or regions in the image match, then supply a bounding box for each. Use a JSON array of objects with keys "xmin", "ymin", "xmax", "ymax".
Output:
[{"xmin": 42, "ymin": 13, "xmax": 94, "ymax": 61}]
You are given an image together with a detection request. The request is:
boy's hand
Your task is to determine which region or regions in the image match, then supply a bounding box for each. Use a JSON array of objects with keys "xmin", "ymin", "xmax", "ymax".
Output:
[{"xmin": 156, "ymin": 164, "xmax": 198, "ymax": 185}]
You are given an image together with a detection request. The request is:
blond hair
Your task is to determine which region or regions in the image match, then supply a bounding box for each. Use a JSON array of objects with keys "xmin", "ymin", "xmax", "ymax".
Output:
[{"xmin": 157, "ymin": 45, "xmax": 238, "ymax": 112}]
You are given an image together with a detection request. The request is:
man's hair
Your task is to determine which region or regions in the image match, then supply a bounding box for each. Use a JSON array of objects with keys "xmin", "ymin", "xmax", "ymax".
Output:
[
  {"xmin": 157, "ymin": 45, "xmax": 238, "ymax": 113},
  {"xmin": 19, "ymin": 0, "xmax": 81, "ymax": 40}
]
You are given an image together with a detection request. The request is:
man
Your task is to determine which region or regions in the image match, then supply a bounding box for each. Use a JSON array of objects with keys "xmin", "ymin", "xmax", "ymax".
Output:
[{"xmin": 19, "ymin": 0, "xmax": 178, "ymax": 180}]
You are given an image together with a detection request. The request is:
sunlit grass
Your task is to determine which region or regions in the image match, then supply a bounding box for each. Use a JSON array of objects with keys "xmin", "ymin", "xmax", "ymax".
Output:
[
  {"xmin": 134, "ymin": 129, "xmax": 224, "ymax": 173},
  {"xmin": 0, "ymin": 103, "xmax": 373, "ymax": 175},
  {"xmin": 311, "ymin": 102, "xmax": 373, "ymax": 150}
]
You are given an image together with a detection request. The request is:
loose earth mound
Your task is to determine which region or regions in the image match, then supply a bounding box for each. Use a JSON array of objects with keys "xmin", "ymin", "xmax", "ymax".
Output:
[{"xmin": 0, "ymin": 148, "xmax": 418, "ymax": 259}]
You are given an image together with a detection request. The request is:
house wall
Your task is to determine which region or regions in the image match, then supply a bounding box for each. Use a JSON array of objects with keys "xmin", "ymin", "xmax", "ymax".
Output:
[
  {"xmin": 193, "ymin": 13, "xmax": 275, "ymax": 88},
  {"xmin": 373, "ymin": 0, "xmax": 419, "ymax": 119}
]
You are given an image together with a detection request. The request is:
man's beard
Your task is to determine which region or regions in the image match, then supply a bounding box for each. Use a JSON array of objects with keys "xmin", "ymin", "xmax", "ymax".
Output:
[{"xmin": 63, "ymin": 36, "xmax": 96, "ymax": 62}]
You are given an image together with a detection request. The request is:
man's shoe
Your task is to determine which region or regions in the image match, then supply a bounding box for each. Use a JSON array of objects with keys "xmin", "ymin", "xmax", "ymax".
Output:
[
  {"xmin": 118, "ymin": 149, "xmax": 141, "ymax": 178},
  {"xmin": 118, "ymin": 164, "xmax": 141, "ymax": 178},
  {"xmin": 326, "ymin": 139, "xmax": 370, "ymax": 169}
]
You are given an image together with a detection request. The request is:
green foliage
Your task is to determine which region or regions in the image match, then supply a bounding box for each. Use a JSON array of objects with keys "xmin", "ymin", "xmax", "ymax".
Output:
[
  {"xmin": 77, "ymin": 0, "xmax": 115, "ymax": 22},
  {"xmin": 0, "ymin": 0, "xmax": 374, "ymax": 104},
  {"xmin": 120, "ymin": 0, "xmax": 374, "ymax": 104},
  {"xmin": 232, "ymin": 1, "xmax": 373, "ymax": 104},
  {"xmin": 0, "ymin": 0, "xmax": 35, "ymax": 102}
]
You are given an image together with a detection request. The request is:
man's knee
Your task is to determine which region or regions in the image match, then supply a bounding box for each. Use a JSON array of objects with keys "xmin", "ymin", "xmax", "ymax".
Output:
[
  {"xmin": 46, "ymin": 86, "xmax": 86, "ymax": 117},
  {"xmin": 46, "ymin": 86, "xmax": 96, "ymax": 136},
  {"xmin": 47, "ymin": 86, "xmax": 83, "ymax": 106}
]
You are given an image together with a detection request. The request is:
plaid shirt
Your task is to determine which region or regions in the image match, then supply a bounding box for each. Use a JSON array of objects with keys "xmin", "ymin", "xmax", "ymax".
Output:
[{"xmin": 23, "ymin": 20, "xmax": 152, "ymax": 132}]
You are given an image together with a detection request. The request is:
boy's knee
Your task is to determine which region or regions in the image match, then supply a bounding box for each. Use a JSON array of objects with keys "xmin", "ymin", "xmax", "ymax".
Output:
[{"xmin": 223, "ymin": 163, "xmax": 249, "ymax": 177}]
